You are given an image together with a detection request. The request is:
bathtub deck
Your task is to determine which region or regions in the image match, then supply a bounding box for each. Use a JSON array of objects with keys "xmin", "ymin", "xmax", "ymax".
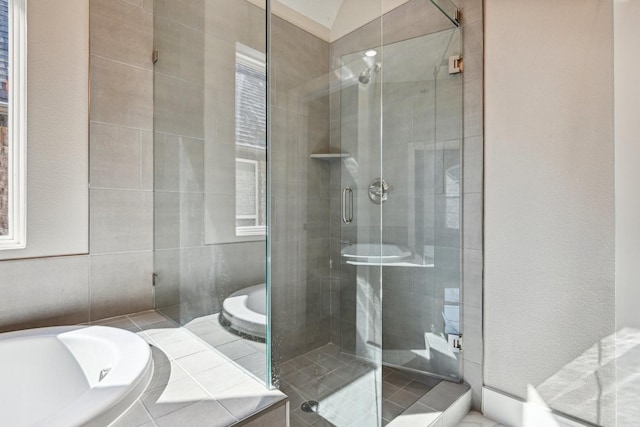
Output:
[
  {"xmin": 89, "ymin": 310, "xmax": 286, "ymax": 427},
  {"xmin": 183, "ymin": 312, "xmax": 267, "ymax": 381}
]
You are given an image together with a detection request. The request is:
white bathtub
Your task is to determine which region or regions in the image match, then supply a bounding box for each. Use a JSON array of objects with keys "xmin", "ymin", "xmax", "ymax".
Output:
[
  {"xmin": 220, "ymin": 283, "xmax": 266, "ymax": 339},
  {"xmin": 0, "ymin": 325, "xmax": 153, "ymax": 427}
]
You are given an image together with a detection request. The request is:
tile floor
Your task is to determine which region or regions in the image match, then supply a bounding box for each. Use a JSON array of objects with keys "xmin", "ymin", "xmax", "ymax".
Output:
[
  {"xmin": 93, "ymin": 310, "xmax": 504, "ymax": 427},
  {"xmin": 182, "ymin": 312, "xmax": 267, "ymax": 381},
  {"xmin": 89, "ymin": 310, "xmax": 284, "ymax": 427},
  {"xmin": 276, "ymin": 343, "xmax": 439, "ymax": 426}
]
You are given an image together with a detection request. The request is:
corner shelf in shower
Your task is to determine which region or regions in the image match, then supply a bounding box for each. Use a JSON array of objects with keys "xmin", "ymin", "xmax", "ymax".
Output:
[
  {"xmin": 345, "ymin": 255, "xmax": 434, "ymax": 268},
  {"xmin": 309, "ymin": 153, "xmax": 351, "ymax": 160}
]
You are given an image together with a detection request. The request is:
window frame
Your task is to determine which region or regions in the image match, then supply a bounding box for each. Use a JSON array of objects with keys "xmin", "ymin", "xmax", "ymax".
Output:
[
  {"xmin": 235, "ymin": 158, "xmax": 260, "ymax": 230},
  {"xmin": 0, "ymin": 0, "xmax": 27, "ymax": 250}
]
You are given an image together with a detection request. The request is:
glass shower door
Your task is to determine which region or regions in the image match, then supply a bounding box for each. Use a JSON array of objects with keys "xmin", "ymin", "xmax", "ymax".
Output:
[
  {"xmin": 339, "ymin": 27, "xmax": 463, "ymax": 394},
  {"xmin": 333, "ymin": 47, "xmax": 385, "ymax": 426},
  {"xmin": 379, "ymin": 28, "xmax": 463, "ymax": 381}
]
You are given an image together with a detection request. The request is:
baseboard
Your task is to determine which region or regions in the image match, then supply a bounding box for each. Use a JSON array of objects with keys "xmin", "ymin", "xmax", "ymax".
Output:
[{"xmin": 481, "ymin": 387, "xmax": 594, "ymax": 427}]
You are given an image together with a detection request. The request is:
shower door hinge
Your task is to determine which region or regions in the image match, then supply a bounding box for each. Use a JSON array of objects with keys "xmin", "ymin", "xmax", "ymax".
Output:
[
  {"xmin": 152, "ymin": 49, "xmax": 159, "ymax": 64},
  {"xmin": 448, "ymin": 334, "xmax": 462, "ymax": 353},
  {"xmin": 449, "ymin": 55, "xmax": 463, "ymax": 74},
  {"xmin": 454, "ymin": 9, "xmax": 462, "ymax": 24},
  {"xmin": 151, "ymin": 273, "xmax": 158, "ymax": 309}
]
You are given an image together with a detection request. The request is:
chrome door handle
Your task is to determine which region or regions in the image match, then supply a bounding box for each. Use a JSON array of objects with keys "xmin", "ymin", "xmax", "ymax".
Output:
[{"xmin": 342, "ymin": 187, "xmax": 353, "ymax": 224}]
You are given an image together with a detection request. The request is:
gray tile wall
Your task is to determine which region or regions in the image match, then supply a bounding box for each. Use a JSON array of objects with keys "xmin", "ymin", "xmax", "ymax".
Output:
[
  {"xmin": 269, "ymin": 16, "xmax": 333, "ymax": 364},
  {"xmin": 89, "ymin": 0, "xmax": 154, "ymax": 319},
  {"xmin": 0, "ymin": 0, "xmax": 156, "ymax": 332},
  {"xmin": 0, "ymin": 256, "xmax": 91, "ymax": 332},
  {"xmin": 456, "ymin": 0, "xmax": 484, "ymax": 411}
]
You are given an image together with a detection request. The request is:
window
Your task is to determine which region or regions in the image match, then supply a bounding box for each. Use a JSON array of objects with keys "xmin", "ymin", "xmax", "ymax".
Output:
[
  {"xmin": 235, "ymin": 44, "xmax": 266, "ymax": 237},
  {"xmin": 0, "ymin": 0, "xmax": 26, "ymax": 249},
  {"xmin": 236, "ymin": 158, "xmax": 260, "ymax": 227}
]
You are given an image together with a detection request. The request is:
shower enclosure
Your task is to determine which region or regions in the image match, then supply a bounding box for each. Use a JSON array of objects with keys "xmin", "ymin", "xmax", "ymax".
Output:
[
  {"xmin": 152, "ymin": 0, "xmax": 465, "ymax": 425},
  {"xmin": 270, "ymin": 0, "xmax": 464, "ymax": 425}
]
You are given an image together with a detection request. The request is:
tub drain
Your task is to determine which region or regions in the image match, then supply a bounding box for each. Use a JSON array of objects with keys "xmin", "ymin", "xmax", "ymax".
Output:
[{"xmin": 301, "ymin": 400, "xmax": 319, "ymax": 413}]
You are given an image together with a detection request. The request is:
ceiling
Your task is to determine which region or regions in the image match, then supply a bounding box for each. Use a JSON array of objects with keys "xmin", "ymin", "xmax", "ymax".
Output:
[
  {"xmin": 248, "ymin": 0, "xmax": 411, "ymax": 42},
  {"xmin": 278, "ymin": 0, "xmax": 345, "ymax": 30}
]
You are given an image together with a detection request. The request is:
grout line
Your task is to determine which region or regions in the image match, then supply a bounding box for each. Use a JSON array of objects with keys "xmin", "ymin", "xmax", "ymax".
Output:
[
  {"xmin": 90, "ymin": 53, "xmax": 153, "ymax": 73},
  {"xmin": 116, "ymin": 310, "xmax": 283, "ymax": 424},
  {"xmin": 90, "ymin": 120, "xmax": 153, "ymax": 133}
]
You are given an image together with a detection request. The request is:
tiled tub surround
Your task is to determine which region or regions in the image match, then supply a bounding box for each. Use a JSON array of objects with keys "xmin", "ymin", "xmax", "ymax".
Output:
[{"xmin": 89, "ymin": 310, "xmax": 286, "ymax": 427}]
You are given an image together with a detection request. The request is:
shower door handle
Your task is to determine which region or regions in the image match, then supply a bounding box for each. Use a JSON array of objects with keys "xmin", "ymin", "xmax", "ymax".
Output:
[{"xmin": 342, "ymin": 187, "xmax": 353, "ymax": 224}]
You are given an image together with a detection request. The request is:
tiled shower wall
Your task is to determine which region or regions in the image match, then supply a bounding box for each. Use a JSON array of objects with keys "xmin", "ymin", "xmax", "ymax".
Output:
[
  {"xmin": 0, "ymin": 0, "xmax": 154, "ymax": 332},
  {"xmin": 269, "ymin": 16, "xmax": 332, "ymax": 364},
  {"xmin": 458, "ymin": 0, "xmax": 484, "ymax": 410}
]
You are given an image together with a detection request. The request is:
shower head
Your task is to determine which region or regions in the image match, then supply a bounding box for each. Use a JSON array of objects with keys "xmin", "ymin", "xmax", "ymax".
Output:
[
  {"xmin": 358, "ymin": 68, "xmax": 371, "ymax": 84},
  {"xmin": 358, "ymin": 63, "xmax": 381, "ymax": 85}
]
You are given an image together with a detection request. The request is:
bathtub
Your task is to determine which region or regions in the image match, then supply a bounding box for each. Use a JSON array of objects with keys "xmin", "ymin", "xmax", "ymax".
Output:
[
  {"xmin": 0, "ymin": 325, "xmax": 153, "ymax": 427},
  {"xmin": 220, "ymin": 283, "xmax": 266, "ymax": 339}
]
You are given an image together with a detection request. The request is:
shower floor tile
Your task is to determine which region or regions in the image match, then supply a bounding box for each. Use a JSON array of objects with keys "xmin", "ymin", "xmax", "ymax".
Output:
[{"xmin": 277, "ymin": 345, "xmax": 438, "ymax": 427}]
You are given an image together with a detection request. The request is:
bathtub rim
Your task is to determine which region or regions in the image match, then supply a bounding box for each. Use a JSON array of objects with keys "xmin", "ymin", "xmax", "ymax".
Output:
[
  {"xmin": 220, "ymin": 283, "xmax": 267, "ymax": 340},
  {"xmin": 0, "ymin": 325, "xmax": 153, "ymax": 427}
]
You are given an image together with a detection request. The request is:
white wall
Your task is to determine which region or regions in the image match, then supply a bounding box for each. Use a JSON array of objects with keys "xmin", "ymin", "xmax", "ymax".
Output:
[
  {"xmin": 484, "ymin": 0, "xmax": 615, "ymax": 424},
  {"xmin": 614, "ymin": 0, "xmax": 640, "ymax": 331},
  {"xmin": 614, "ymin": 5, "xmax": 640, "ymax": 420},
  {"xmin": 0, "ymin": 0, "xmax": 89, "ymax": 260}
]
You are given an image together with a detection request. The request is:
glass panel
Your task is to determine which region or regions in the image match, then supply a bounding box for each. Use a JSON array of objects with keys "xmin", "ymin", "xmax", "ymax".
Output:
[
  {"xmin": 268, "ymin": 0, "xmax": 384, "ymax": 425},
  {"xmin": 153, "ymin": 0, "xmax": 269, "ymax": 384},
  {"xmin": 429, "ymin": 0, "xmax": 460, "ymax": 27},
  {"xmin": 336, "ymin": 48, "xmax": 384, "ymax": 426},
  {"xmin": 379, "ymin": 28, "xmax": 463, "ymax": 381}
]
